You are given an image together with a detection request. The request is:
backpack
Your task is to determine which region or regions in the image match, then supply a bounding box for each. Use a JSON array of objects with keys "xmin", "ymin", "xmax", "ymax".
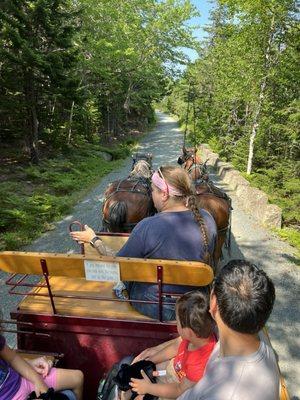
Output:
[{"xmin": 97, "ymin": 356, "xmax": 134, "ymax": 400}]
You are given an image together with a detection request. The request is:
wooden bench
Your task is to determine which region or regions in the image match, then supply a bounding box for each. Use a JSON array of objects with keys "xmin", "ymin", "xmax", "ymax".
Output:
[
  {"xmin": 17, "ymin": 349, "xmax": 63, "ymax": 366},
  {"xmin": 0, "ymin": 251, "xmax": 288, "ymax": 399},
  {"xmin": 0, "ymin": 251, "xmax": 213, "ymax": 321},
  {"xmin": 0, "ymin": 250, "xmax": 213, "ymax": 398}
]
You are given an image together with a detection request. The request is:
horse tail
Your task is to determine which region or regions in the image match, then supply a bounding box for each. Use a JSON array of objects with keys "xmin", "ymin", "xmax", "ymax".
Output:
[{"xmin": 108, "ymin": 201, "xmax": 128, "ymax": 232}]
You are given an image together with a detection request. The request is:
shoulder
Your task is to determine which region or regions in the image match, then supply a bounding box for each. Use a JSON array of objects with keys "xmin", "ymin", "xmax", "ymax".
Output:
[
  {"xmin": 200, "ymin": 208, "xmax": 215, "ymax": 222},
  {"xmin": 132, "ymin": 213, "xmax": 164, "ymax": 231},
  {"xmin": 200, "ymin": 209, "xmax": 217, "ymax": 230}
]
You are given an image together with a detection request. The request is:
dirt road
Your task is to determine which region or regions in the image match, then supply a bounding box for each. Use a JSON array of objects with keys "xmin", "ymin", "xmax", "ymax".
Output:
[{"xmin": 1, "ymin": 112, "xmax": 299, "ymax": 398}]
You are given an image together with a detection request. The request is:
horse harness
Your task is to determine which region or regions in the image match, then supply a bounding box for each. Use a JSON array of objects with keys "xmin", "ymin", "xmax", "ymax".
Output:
[
  {"xmin": 102, "ymin": 177, "xmax": 153, "ymax": 232},
  {"xmin": 195, "ymin": 180, "xmax": 233, "ymax": 238}
]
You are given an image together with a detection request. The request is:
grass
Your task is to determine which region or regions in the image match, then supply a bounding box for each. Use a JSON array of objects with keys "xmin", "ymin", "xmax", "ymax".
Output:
[
  {"xmin": 274, "ymin": 228, "xmax": 300, "ymax": 258},
  {"xmin": 0, "ymin": 142, "xmax": 133, "ymax": 251}
]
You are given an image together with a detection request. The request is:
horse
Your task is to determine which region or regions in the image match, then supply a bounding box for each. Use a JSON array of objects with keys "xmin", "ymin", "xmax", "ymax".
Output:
[
  {"xmin": 178, "ymin": 147, "xmax": 232, "ymax": 266},
  {"xmin": 132, "ymin": 152, "xmax": 153, "ymax": 170},
  {"xmin": 102, "ymin": 159, "xmax": 155, "ymax": 233},
  {"xmin": 178, "ymin": 146, "xmax": 209, "ymax": 181}
]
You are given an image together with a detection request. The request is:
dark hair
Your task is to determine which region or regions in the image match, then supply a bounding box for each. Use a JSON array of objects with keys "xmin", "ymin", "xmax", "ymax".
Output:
[
  {"xmin": 213, "ymin": 259, "xmax": 275, "ymax": 334},
  {"xmin": 176, "ymin": 290, "xmax": 214, "ymax": 338},
  {"xmin": 160, "ymin": 165, "xmax": 211, "ymax": 265}
]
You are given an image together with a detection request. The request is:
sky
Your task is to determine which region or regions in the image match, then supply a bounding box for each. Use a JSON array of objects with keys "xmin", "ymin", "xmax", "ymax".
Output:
[{"xmin": 183, "ymin": 0, "xmax": 215, "ymax": 62}]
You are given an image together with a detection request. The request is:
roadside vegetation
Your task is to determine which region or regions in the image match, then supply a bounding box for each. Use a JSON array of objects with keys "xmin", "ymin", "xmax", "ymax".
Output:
[
  {"xmin": 0, "ymin": 0, "xmax": 196, "ymax": 250},
  {"xmin": 0, "ymin": 142, "xmax": 133, "ymax": 251},
  {"xmin": 161, "ymin": 0, "xmax": 299, "ymax": 253}
]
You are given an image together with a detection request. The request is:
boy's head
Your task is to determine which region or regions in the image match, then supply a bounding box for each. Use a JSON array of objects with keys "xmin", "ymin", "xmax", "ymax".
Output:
[
  {"xmin": 211, "ymin": 259, "xmax": 275, "ymax": 334},
  {"xmin": 176, "ymin": 290, "xmax": 214, "ymax": 339}
]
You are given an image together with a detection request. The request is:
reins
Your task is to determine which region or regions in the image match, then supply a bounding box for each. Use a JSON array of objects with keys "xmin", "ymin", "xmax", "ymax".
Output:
[{"xmin": 103, "ymin": 177, "xmax": 151, "ymax": 203}]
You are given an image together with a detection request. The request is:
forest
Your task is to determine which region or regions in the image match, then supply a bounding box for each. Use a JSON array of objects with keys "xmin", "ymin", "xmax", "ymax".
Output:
[
  {"xmin": 0, "ymin": 0, "xmax": 299, "ymax": 251},
  {"xmin": 0, "ymin": 0, "xmax": 196, "ymax": 249},
  {"xmin": 161, "ymin": 0, "xmax": 299, "ymax": 250}
]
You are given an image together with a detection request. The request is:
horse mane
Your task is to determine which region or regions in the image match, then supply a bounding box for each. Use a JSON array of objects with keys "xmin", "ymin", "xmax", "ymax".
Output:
[{"xmin": 130, "ymin": 160, "xmax": 152, "ymax": 179}]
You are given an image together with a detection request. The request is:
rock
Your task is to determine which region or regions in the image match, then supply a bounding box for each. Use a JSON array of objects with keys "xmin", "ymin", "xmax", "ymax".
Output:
[
  {"xmin": 199, "ymin": 144, "xmax": 283, "ymax": 229},
  {"xmin": 99, "ymin": 151, "xmax": 113, "ymax": 161},
  {"xmin": 227, "ymin": 172, "xmax": 250, "ymax": 190},
  {"xmin": 263, "ymin": 205, "xmax": 282, "ymax": 229}
]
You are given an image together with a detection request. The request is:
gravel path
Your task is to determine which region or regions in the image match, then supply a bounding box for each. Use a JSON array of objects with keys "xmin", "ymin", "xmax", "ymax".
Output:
[{"xmin": 1, "ymin": 112, "xmax": 299, "ymax": 398}]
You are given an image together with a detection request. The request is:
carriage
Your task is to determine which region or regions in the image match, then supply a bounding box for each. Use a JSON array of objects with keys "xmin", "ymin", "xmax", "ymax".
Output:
[
  {"xmin": 0, "ymin": 151, "xmax": 289, "ymax": 399},
  {"xmin": 0, "ymin": 235, "xmax": 213, "ymax": 399},
  {"xmin": 0, "ymin": 235, "xmax": 289, "ymax": 399}
]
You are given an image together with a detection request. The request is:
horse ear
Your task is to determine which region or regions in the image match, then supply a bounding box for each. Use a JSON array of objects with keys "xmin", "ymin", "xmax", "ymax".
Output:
[{"xmin": 182, "ymin": 146, "xmax": 187, "ymax": 155}]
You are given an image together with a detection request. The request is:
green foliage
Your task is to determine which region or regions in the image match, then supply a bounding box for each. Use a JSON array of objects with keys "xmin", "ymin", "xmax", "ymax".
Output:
[
  {"xmin": 276, "ymin": 228, "xmax": 300, "ymax": 253},
  {"xmin": 0, "ymin": 0, "xmax": 197, "ymax": 159},
  {"xmin": 162, "ymin": 0, "xmax": 299, "ymax": 250},
  {"xmin": 0, "ymin": 143, "xmax": 129, "ymax": 250}
]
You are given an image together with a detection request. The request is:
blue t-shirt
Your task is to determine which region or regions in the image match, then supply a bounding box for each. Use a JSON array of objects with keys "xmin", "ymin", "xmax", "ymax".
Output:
[
  {"xmin": 117, "ymin": 209, "xmax": 216, "ymax": 261},
  {"xmin": 117, "ymin": 209, "xmax": 217, "ymax": 298},
  {"xmin": 0, "ymin": 334, "xmax": 21, "ymax": 400}
]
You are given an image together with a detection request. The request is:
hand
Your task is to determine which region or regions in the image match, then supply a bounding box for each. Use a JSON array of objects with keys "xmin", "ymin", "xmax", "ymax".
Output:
[
  {"xmin": 132, "ymin": 347, "xmax": 157, "ymax": 363},
  {"xmin": 130, "ymin": 370, "xmax": 152, "ymax": 395},
  {"xmin": 29, "ymin": 357, "xmax": 52, "ymax": 379},
  {"xmin": 70, "ymin": 225, "xmax": 96, "ymax": 244}
]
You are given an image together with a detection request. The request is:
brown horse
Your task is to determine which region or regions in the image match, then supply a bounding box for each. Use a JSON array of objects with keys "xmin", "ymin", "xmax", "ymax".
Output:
[
  {"xmin": 102, "ymin": 159, "xmax": 155, "ymax": 233},
  {"xmin": 178, "ymin": 146, "xmax": 209, "ymax": 181},
  {"xmin": 179, "ymin": 147, "xmax": 232, "ymax": 265}
]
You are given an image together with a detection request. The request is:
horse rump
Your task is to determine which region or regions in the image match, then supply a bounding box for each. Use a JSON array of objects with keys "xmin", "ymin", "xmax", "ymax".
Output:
[{"xmin": 108, "ymin": 201, "xmax": 128, "ymax": 232}]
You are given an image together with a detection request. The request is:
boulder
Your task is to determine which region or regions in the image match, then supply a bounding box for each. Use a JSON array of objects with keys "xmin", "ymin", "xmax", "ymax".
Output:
[
  {"xmin": 198, "ymin": 144, "xmax": 282, "ymax": 229},
  {"xmin": 263, "ymin": 205, "xmax": 282, "ymax": 229},
  {"xmin": 99, "ymin": 151, "xmax": 113, "ymax": 161}
]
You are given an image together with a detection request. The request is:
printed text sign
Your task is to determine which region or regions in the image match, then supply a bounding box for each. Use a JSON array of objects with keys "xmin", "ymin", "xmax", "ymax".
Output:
[{"xmin": 84, "ymin": 260, "xmax": 120, "ymax": 282}]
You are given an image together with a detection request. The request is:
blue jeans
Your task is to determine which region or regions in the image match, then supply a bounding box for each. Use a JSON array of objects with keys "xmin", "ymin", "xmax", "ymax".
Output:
[
  {"xmin": 126, "ymin": 282, "xmax": 176, "ymax": 321},
  {"xmin": 60, "ymin": 390, "xmax": 76, "ymax": 400}
]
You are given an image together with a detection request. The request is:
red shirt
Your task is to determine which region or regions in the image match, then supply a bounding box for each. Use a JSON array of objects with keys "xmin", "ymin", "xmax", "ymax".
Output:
[{"xmin": 173, "ymin": 335, "xmax": 217, "ymax": 382}]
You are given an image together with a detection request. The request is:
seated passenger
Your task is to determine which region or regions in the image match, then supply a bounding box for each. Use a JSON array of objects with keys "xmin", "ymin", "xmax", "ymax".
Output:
[
  {"xmin": 177, "ymin": 259, "xmax": 279, "ymax": 400},
  {"xmin": 70, "ymin": 165, "xmax": 217, "ymax": 321},
  {"xmin": 124, "ymin": 290, "xmax": 217, "ymax": 399},
  {"xmin": 0, "ymin": 332, "xmax": 84, "ymax": 399}
]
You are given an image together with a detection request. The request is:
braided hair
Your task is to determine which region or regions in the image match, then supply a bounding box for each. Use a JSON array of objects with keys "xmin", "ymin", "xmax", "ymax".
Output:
[{"xmin": 160, "ymin": 166, "xmax": 211, "ymax": 265}]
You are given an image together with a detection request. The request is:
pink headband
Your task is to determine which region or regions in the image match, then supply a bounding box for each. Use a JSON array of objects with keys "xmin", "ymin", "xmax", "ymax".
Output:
[{"xmin": 152, "ymin": 171, "xmax": 183, "ymax": 197}]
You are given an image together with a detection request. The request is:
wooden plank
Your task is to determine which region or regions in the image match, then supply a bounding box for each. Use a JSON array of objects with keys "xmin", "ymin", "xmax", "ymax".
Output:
[
  {"xmin": 18, "ymin": 277, "xmax": 154, "ymax": 320},
  {"xmin": 84, "ymin": 234, "xmax": 129, "ymax": 257},
  {"xmin": 0, "ymin": 251, "xmax": 213, "ymax": 286}
]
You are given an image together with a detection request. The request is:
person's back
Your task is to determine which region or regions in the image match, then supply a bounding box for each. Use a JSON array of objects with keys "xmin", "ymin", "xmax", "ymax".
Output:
[
  {"xmin": 70, "ymin": 165, "xmax": 217, "ymax": 320},
  {"xmin": 117, "ymin": 165, "xmax": 217, "ymax": 320},
  {"xmin": 178, "ymin": 260, "xmax": 279, "ymax": 400},
  {"xmin": 117, "ymin": 208, "xmax": 216, "ymax": 261},
  {"xmin": 179, "ymin": 333, "xmax": 279, "ymax": 400}
]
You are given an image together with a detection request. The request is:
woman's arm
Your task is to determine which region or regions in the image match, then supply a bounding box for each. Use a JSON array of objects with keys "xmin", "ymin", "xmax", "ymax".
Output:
[
  {"xmin": 1, "ymin": 345, "xmax": 48, "ymax": 396},
  {"xmin": 70, "ymin": 225, "xmax": 115, "ymax": 255},
  {"xmin": 130, "ymin": 371, "xmax": 194, "ymax": 398}
]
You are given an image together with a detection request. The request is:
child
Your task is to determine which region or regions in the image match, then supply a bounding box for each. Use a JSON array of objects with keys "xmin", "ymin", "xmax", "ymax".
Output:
[
  {"xmin": 123, "ymin": 290, "xmax": 217, "ymax": 400},
  {"xmin": 0, "ymin": 332, "xmax": 84, "ymax": 399}
]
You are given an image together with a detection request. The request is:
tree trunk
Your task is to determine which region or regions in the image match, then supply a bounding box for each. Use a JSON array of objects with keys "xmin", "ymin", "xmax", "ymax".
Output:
[
  {"xmin": 67, "ymin": 100, "xmax": 75, "ymax": 145},
  {"xmin": 24, "ymin": 69, "xmax": 39, "ymax": 164},
  {"xmin": 246, "ymin": 78, "xmax": 267, "ymax": 174},
  {"xmin": 246, "ymin": 15, "xmax": 275, "ymax": 175}
]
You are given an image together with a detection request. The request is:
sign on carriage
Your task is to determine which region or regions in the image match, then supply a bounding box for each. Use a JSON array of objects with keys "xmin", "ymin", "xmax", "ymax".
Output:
[{"xmin": 84, "ymin": 260, "xmax": 120, "ymax": 282}]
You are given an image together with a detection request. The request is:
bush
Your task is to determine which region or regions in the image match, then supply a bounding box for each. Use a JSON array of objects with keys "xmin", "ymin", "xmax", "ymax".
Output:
[{"xmin": 0, "ymin": 142, "xmax": 129, "ymax": 250}]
